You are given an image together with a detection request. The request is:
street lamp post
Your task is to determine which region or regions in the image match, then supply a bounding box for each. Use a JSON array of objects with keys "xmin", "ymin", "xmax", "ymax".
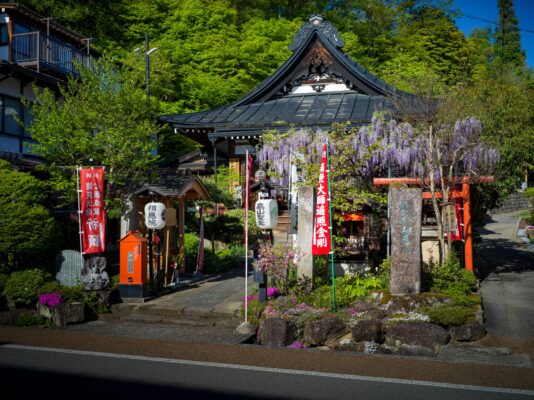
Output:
[{"xmin": 135, "ymin": 32, "xmax": 158, "ymax": 112}]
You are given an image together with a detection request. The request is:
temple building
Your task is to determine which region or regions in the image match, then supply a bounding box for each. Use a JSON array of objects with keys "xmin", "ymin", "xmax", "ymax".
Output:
[{"xmin": 160, "ymin": 14, "xmax": 414, "ymax": 184}]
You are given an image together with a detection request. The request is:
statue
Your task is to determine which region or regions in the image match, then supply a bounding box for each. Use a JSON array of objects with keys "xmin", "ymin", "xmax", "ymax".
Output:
[{"xmin": 80, "ymin": 256, "xmax": 109, "ymax": 290}]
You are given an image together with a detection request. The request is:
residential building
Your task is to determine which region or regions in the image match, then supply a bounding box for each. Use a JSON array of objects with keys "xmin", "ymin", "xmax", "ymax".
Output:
[{"xmin": 0, "ymin": 3, "xmax": 97, "ymax": 167}]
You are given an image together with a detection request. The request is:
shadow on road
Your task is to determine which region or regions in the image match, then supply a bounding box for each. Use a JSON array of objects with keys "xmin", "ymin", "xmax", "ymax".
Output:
[
  {"xmin": 0, "ymin": 365, "xmax": 280, "ymax": 400},
  {"xmin": 475, "ymin": 237, "xmax": 534, "ymax": 281}
]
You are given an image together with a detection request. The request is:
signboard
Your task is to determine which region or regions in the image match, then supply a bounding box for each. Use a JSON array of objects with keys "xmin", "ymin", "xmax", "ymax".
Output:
[
  {"xmin": 165, "ymin": 207, "xmax": 177, "ymax": 226},
  {"xmin": 390, "ymin": 188, "xmax": 422, "ymax": 295},
  {"xmin": 144, "ymin": 202, "xmax": 166, "ymax": 230},
  {"xmin": 79, "ymin": 167, "xmax": 106, "ymax": 254},
  {"xmin": 255, "ymin": 199, "xmax": 279, "ymax": 229},
  {"xmin": 312, "ymin": 144, "xmax": 331, "ymax": 255}
]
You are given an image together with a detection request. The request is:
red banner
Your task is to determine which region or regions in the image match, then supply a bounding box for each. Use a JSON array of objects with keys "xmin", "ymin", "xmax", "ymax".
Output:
[
  {"xmin": 450, "ymin": 199, "xmax": 463, "ymax": 241},
  {"xmin": 80, "ymin": 167, "xmax": 106, "ymax": 254},
  {"xmin": 312, "ymin": 144, "xmax": 331, "ymax": 255}
]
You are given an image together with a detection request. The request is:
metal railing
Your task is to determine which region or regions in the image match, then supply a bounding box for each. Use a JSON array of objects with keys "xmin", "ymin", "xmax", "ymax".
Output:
[{"xmin": 11, "ymin": 31, "xmax": 92, "ymax": 75}]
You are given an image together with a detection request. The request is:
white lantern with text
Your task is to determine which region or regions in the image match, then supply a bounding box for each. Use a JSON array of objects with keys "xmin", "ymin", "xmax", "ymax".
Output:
[
  {"xmin": 255, "ymin": 199, "xmax": 278, "ymax": 229},
  {"xmin": 144, "ymin": 202, "xmax": 166, "ymax": 230}
]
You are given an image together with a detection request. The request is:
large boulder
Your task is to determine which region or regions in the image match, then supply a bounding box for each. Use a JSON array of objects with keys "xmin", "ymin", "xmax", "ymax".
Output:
[
  {"xmin": 352, "ymin": 320, "xmax": 383, "ymax": 343},
  {"xmin": 449, "ymin": 321, "xmax": 486, "ymax": 342},
  {"xmin": 258, "ymin": 317, "xmax": 296, "ymax": 347},
  {"xmin": 384, "ymin": 322, "xmax": 450, "ymax": 355},
  {"xmin": 52, "ymin": 302, "xmax": 85, "ymax": 328},
  {"xmin": 304, "ymin": 317, "xmax": 347, "ymax": 346}
]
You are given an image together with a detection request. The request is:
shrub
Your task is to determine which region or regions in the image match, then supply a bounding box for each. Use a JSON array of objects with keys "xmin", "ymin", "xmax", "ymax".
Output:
[
  {"xmin": 256, "ymin": 241, "xmax": 297, "ymax": 295},
  {"xmin": 429, "ymin": 253, "xmax": 477, "ymax": 295},
  {"xmin": 40, "ymin": 280, "xmax": 64, "ymax": 294},
  {"xmin": 0, "ymin": 161, "xmax": 59, "ymax": 270},
  {"xmin": 15, "ymin": 313, "xmax": 48, "ymax": 326},
  {"xmin": 184, "ymin": 233, "xmax": 200, "ymax": 270},
  {"xmin": 305, "ymin": 274, "xmax": 387, "ymax": 309},
  {"xmin": 241, "ymin": 299, "xmax": 267, "ymax": 328},
  {"xmin": 427, "ymin": 304, "xmax": 475, "ymax": 326},
  {"xmin": 3, "ymin": 269, "xmax": 52, "ymax": 306}
]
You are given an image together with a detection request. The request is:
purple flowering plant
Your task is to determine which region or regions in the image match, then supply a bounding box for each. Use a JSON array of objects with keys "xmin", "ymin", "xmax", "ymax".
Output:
[
  {"xmin": 38, "ymin": 292, "xmax": 62, "ymax": 308},
  {"xmin": 255, "ymin": 241, "xmax": 298, "ymax": 295}
]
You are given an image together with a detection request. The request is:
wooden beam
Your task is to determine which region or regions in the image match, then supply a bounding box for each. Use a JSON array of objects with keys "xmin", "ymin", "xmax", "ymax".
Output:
[{"xmin": 373, "ymin": 176, "xmax": 494, "ymax": 186}]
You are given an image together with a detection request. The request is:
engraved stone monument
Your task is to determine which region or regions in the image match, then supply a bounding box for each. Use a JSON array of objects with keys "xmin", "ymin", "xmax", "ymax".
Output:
[
  {"xmin": 390, "ymin": 188, "xmax": 422, "ymax": 295},
  {"xmin": 297, "ymin": 186, "xmax": 315, "ymax": 282},
  {"xmin": 54, "ymin": 250, "xmax": 84, "ymax": 287}
]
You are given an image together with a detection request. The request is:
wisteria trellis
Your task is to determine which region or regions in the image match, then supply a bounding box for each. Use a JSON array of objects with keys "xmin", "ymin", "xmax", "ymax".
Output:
[{"xmin": 257, "ymin": 114, "xmax": 499, "ymax": 193}]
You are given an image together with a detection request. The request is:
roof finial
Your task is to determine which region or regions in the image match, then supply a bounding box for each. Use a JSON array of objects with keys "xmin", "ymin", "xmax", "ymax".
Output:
[{"xmin": 309, "ymin": 14, "xmax": 323, "ymax": 26}]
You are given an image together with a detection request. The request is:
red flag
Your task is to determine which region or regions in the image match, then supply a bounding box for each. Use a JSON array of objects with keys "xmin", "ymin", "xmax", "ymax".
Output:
[
  {"xmin": 450, "ymin": 199, "xmax": 463, "ymax": 241},
  {"xmin": 80, "ymin": 167, "xmax": 106, "ymax": 254},
  {"xmin": 197, "ymin": 206, "xmax": 204, "ymax": 273},
  {"xmin": 312, "ymin": 144, "xmax": 331, "ymax": 255}
]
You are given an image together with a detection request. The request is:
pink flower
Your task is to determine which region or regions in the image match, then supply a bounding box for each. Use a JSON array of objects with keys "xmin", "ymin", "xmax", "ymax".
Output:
[{"xmin": 38, "ymin": 292, "xmax": 62, "ymax": 308}]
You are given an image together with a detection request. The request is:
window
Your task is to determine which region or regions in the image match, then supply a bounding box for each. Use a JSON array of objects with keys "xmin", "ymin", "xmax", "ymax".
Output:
[
  {"xmin": 0, "ymin": 24, "xmax": 8, "ymax": 46},
  {"xmin": 4, "ymin": 97, "xmax": 22, "ymax": 135},
  {"xmin": 0, "ymin": 135, "xmax": 19, "ymax": 153}
]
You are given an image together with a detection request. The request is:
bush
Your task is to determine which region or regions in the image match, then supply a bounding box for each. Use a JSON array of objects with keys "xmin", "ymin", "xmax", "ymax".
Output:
[
  {"xmin": 429, "ymin": 253, "xmax": 477, "ymax": 295},
  {"xmin": 304, "ymin": 273, "xmax": 388, "ymax": 309},
  {"xmin": 427, "ymin": 304, "xmax": 475, "ymax": 326},
  {"xmin": 184, "ymin": 233, "xmax": 200, "ymax": 270},
  {"xmin": 3, "ymin": 269, "xmax": 52, "ymax": 306},
  {"xmin": 241, "ymin": 299, "xmax": 266, "ymax": 328},
  {"xmin": 15, "ymin": 312, "xmax": 48, "ymax": 326},
  {"xmin": 0, "ymin": 161, "xmax": 59, "ymax": 270}
]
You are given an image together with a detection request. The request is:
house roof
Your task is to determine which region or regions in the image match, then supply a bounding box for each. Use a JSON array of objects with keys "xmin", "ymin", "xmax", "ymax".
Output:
[
  {"xmin": 134, "ymin": 171, "xmax": 210, "ymax": 200},
  {"xmin": 160, "ymin": 14, "xmax": 415, "ymax": 139}
]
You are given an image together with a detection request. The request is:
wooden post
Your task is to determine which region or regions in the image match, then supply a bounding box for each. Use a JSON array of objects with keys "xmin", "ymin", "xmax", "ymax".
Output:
[
  {"xmin": 178, "ymin": 197, "xmax": 185, "ymax": 272},
  {"xmin": 462, "ymin": 182, "xmax": 473, "ymax": 272}
]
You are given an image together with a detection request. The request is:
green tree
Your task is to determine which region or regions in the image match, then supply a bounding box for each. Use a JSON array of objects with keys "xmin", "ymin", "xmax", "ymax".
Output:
[
  {"xmin": 494, "ymin": 0, "xmax": 526, "ymax": 71},
  {"xmin": 0, "ymin": 161, "xmax": 59, "ymax": 271},
  {"xmin": 443, "ymin": 75, "xmax": 534, "ymax": 194},
  {"xmin": 25, "ymin": 57, "xmax": 161, "ymax": 212}
]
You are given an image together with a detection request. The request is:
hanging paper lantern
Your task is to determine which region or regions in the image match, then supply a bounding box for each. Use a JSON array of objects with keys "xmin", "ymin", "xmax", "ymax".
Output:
[
  {"xmin": 255, "ymin": 199, "xmax": 278, "ymax": 229},
  {"xmin": 144, "ymin": 202, "xmax": 166, "ymax": 230}
]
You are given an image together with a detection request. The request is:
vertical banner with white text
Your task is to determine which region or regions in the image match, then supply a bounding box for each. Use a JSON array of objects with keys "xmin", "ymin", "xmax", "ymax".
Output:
[
  {"xmin": 80, "ymin": 167, "xmax": 106, "ymax": 254},
  {"xmin": 312, "ymin": 144, "xmax": 331, "ymax": 255}
]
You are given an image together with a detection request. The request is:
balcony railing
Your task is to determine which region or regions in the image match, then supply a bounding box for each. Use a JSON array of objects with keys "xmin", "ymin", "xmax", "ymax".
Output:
[{"xmin": 11, "ymin": 31, "xmax": 92, "ymax": 76}]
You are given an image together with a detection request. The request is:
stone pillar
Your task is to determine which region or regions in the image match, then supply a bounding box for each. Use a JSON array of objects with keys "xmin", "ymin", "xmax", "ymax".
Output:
[
  {"xmin": 120, "ymin": 195, "xmax": 138, "ymax": 239},
  {"xmin": 390, "ymin": 187, "xmax": 422, "ymax": 295},
  {"xmin": 297, "ymin": 186, "xmax": 315, "ymax": 282}
]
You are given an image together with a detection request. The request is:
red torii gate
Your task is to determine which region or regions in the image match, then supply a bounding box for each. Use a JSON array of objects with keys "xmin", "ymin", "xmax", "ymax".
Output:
[{"xmin": 373, "ymin": 176, "xmax": 494, "ymax": 272}]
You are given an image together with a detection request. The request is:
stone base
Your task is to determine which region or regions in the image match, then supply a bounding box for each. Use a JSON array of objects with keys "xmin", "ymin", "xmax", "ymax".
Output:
[{"xmin": 118, "ymin": 284, "xmax": 149, "ymax": 299}]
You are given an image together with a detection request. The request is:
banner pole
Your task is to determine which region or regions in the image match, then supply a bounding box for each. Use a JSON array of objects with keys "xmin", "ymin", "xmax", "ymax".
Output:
[
  {"xmin": 244, "ymin": 150, "xmax": 250, "ymax": 323},
  {"xmin": 326, "ymin": 140, "xmax": 336, "ymax": 313},
  {"xmin": 76, "ymin": 166, "xmax": 84, "ymax": 269}
]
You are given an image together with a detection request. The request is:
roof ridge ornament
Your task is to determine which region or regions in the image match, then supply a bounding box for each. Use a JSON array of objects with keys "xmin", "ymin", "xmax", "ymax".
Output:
[{"xmin": 289, "ymin": 14, "xmax": 345, "ymax": 52}]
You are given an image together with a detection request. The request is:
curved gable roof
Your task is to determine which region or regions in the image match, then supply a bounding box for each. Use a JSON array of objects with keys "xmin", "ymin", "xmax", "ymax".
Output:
[{"xmin": 160, "ymin": 15, "xmax": 416, "ymax": 134}]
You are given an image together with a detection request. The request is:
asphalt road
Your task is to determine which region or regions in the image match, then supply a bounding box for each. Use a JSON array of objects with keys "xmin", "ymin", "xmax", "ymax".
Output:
[
  {"xmin": 2, "ymin": 344, "xmax": 533, "ymax": 400},
  {"xmin": 476, "ymin": 211, "xmax": 534, "ymax": 337}
]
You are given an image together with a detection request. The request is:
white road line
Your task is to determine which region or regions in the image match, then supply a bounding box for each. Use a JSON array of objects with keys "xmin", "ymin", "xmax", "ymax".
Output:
[{"xmin": 3, "ymin": 344, "xmax": 534, "ymax": 397}]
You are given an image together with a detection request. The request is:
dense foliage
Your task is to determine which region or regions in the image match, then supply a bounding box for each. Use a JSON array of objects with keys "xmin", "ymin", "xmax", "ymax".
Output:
[{"xmin": 0, "ymin": 161, "xmax": 59, "ymax": 271}]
